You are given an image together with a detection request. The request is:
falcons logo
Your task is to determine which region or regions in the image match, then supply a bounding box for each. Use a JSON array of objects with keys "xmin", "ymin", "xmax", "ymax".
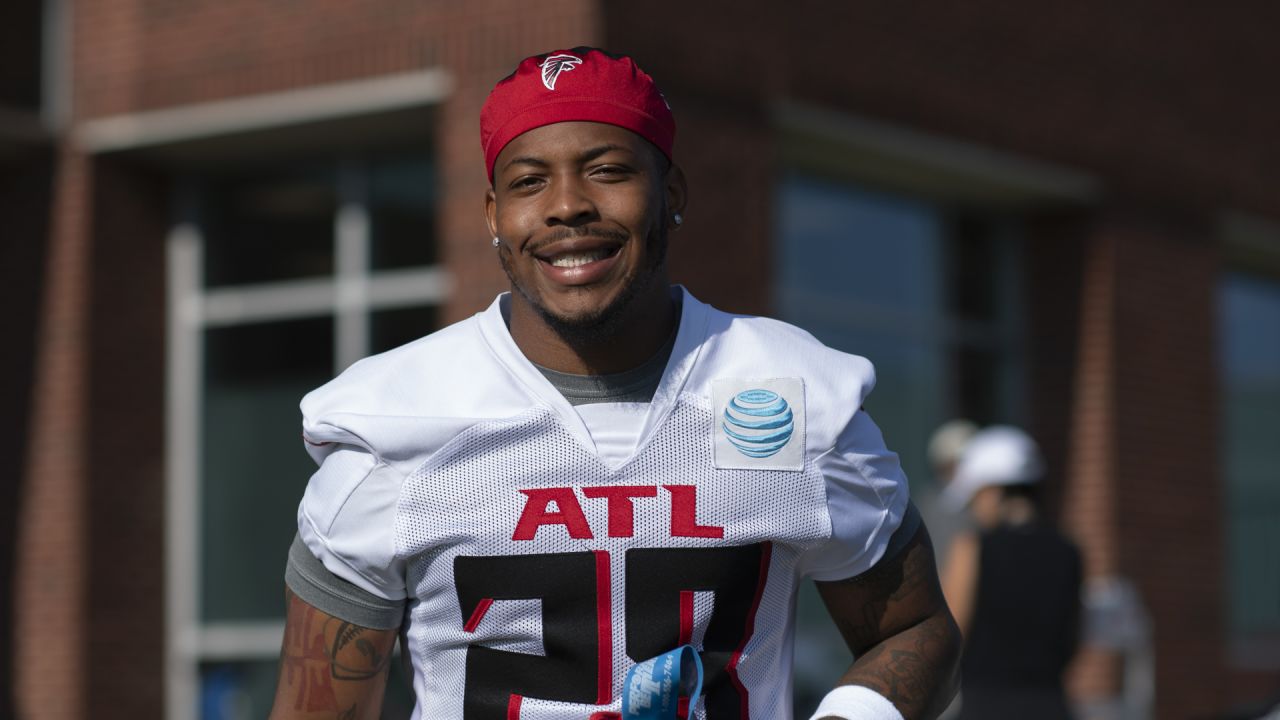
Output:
[{"xmin": 540, "ymin": 53, "xmax": 583, "ymax": 90}]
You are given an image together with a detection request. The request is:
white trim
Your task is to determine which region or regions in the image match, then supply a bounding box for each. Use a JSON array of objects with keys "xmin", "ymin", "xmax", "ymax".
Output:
[
  {"xmin": 196, "ymin": 622, "xmax": 288, "ymax": 661},
  {"xmin": 41, "ymin": 0, "xmax": 71, "ymax": 130},
  {"xmin": 165, "ymin": 223, "xmax": 203, "ymax": 720},
  {"xmin": 336, "ymin": 160, "xmax": 371, "ymax": 370},
  {"xmin": 199, "ymin": 268, "xmax": 450, "ymax": 326},
  {"xmin": 336, "ymin": 205, "xmax": 371, "ymax": 369},
  {"xmin": 201, "ymin": 277, "xmax": 338, "ymax": 326},
  {"xmin": 775, "ymin": 100, "xmax": 1100, "ymax": 203},
  {"xmin": 78, "ymin": 68, "xmax": 453, "ymax": 153},
  {"xmin": 366, "ymin": 266, "xmax": 453, "ymax": 307}
]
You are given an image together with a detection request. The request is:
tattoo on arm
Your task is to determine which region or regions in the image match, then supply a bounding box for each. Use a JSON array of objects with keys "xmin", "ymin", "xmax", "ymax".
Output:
[
  {"xmin": 329, "ymin": 620, "xmax": 392, "ymax": 680},
  {"xmin": 816, "ymin": 525, "xmax": 962, "ymax": 720},
  {"xmin": 272, "ymin": 588, "xmax": 397, "ymax": 719}
]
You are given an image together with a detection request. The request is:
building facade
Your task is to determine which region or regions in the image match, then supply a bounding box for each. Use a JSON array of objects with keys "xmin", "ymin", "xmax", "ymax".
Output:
[{"xmin": 3, "ymin": 1, "xmax": 1279, "ymax": 718}]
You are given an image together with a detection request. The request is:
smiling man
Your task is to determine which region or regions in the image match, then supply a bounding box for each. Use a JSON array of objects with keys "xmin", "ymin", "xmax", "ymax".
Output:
[{"xmin": 270, "ymin": 48, "xmax": 960, "ymax": 720}]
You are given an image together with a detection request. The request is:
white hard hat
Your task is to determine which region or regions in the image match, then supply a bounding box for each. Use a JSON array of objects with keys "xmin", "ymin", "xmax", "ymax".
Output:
[{"xmin": 943, "ymin": 425, "xmax": 1044, "ymax": 510}]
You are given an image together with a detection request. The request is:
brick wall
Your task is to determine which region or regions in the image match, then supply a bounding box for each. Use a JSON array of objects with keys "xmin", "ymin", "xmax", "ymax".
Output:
[
  {"xmin": 0, "ymin": 149, "xmax": 54, "ymax": 720},
  {"xmin": 1109, "ymin": 212, "xmax": 1223, "ymax": 718},
  {"xmin": 14, "ymin": 1, "xmax": 1280, "ymax": 716},
  {"xmin": 73, "ymin": 0, "xmax": 595, "ymax": 118},
  {"xmin": 16, "ymin": 144, "xmax": 92, "ymax": 720},
  {"xmin": 83, "ymin": 157, "xmax": 169, "ymax": 717},
  {"xmin": 604, "ymin": 1, "xmax": 1280, "ymax": 217},
  {"xmin": 664, "ymin": 96, "xmax": 775, "ymax": 315},
  {"xmin": 1050, "ymin": 211, "xmax": 1227, "ymax": 714}
]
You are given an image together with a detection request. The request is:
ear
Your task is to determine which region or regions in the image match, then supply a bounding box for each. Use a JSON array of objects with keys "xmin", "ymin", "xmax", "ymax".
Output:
[
  {"xmin": 484, "ymin": 186, "xmax": 498, "ymax": 240},
  {"xmin": 665, "ymin": 163, "xmax": 688, "ymax": 227}
]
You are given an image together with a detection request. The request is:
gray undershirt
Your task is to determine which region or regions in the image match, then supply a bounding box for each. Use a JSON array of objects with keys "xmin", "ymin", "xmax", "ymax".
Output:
[
  {"xmin": 532, "ymin": 325, "xmax": 676, "ymax": 405},
  {"xmin": 285, "ymin": 534, "xmax": 405, "ymax": 629}
]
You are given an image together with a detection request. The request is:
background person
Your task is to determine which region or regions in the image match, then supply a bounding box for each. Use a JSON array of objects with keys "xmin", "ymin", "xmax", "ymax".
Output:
[
  {"xmin": 918, "ymin": 419, "xmax": 979, "ymax": 559},
  {"xmin": 941, "ymin": 425, "xmax": 1082, "ymax": 720}
]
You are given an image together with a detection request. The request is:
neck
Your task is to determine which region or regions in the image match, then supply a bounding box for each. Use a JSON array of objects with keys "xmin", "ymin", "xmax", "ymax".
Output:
[{"xmin": 508, "ymin": 283, "xmax": 679, "ymax": 375}]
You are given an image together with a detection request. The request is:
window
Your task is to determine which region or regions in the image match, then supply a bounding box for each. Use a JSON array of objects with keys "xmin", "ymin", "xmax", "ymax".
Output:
[
  {"xmin": 167, "ymin": 149, "xmax": 446, "ymax": 719},
  {"xmin": 1220, "ymin": 271, "xmax": 1280, "ymax": 667},
  {"xmin": 776, "ymin": 173, "xmax": 1023, "ymax": 485},
  {"xmin": 776, "ymin": 172, "xmax": 1024, "ymax": 714}
]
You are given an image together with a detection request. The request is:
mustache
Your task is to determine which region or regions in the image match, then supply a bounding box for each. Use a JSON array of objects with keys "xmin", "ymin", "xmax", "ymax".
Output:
[{"xmin": 526, "ymin": 225, "xmax": 629, "ymax": 252}]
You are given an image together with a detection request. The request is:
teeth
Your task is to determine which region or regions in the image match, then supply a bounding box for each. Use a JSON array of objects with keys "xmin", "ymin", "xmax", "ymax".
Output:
[{"xmin": 550, "ymin": 249, "xmax": 610, "ymax": 268}]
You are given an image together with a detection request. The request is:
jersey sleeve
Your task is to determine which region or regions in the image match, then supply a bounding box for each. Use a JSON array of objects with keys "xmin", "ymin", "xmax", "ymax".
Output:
[
  {"xmin": 799, "ymin": 409, "xmax": 912, "ymax": 581},
  {"xmin": 285, "ymin": 533, "xmax": 405, "ymax": 629},
  {"xmin": 296, "ymin": 442, "xmax": 409, "ymax": 602}
]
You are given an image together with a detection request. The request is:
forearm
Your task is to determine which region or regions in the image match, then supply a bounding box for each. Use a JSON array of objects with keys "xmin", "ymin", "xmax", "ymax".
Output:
[
  {"xmin": 815, "ymin": 521, "xmax": 962, "ymax": 720},
  {"xmin": 835, "ymin": 609, "xmax": 961, "ymax": 719},
  {"xmin": 270, "ymin": 588, "xmax": 396, "ymax": 720}
]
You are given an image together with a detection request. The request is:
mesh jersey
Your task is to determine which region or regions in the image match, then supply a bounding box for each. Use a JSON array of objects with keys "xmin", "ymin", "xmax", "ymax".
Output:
[{"xmin": 297, "ymin": 288, "xmax": 910, "ymax": 720}]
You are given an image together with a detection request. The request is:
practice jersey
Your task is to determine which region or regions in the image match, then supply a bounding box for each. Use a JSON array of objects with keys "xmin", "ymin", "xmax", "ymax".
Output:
[{"xmin": 296, "ymin": 287, "xmax": 910, "ymax": 720}]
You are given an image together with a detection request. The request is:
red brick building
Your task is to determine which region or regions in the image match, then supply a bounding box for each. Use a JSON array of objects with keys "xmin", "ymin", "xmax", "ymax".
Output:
[{"xmin": 3, "ymin": 1, "xmax": 1279, "ymax": 718}]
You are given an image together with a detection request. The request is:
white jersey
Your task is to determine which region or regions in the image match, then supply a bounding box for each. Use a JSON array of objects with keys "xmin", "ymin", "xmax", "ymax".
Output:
[{"xmin": 297, "ymin": 288, "xmax": 910, "ymax": 720}]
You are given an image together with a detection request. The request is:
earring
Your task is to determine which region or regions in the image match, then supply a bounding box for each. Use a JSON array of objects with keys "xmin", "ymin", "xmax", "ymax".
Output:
[
  {"xmin": 492, "ymin": 236, "xmax": 500, "ymax": 247},
  {"xmin": 673, "ymin": 213, "xmax": 683, "ymax": 227}
]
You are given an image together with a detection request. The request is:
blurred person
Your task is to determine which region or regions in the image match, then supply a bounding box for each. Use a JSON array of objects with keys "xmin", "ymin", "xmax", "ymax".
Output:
[
  {"xmin": 926, "ymin": 420, "xmax": 978, "ymax": 488},
  {"xmin": 916, "ymin": 419, "xmax": 979, "ymax": 557},
  {"xmin": 268, "ymin": 48, "xmax": 960, "ymax": 720},
  {"xmin": 941, "ymin": 426, "xmax": 1082, "ymax": 720}
]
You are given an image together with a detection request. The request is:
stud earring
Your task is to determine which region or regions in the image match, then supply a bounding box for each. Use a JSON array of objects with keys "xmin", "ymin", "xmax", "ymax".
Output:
[
  {"xmin": 673, "ymin": 213, "xmax": 683, "ymax": 227},
  {"xmin": 492, "ymin": 236, "xmax": 500, "ymax": 247}
]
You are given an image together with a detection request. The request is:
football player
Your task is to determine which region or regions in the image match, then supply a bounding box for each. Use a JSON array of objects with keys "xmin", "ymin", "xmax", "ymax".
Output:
[{"xmin": 270, "ymin": 47, "xmax": 961, "ymax": 720}]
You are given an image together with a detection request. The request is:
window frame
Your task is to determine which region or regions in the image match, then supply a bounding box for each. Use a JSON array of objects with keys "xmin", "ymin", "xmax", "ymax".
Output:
[{"xmin": 164, "ymin": 155, "xmax": 448, "ymax": 718}]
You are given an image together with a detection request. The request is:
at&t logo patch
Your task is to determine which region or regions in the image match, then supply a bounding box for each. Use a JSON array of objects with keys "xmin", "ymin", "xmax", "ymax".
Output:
[
  {"xmin": 723, "ymin": 389, "xmax": 794, "ymax": 458},
  {"xmin": 712, "ymin": 378, "xmax": 805, "ymax": 471}
]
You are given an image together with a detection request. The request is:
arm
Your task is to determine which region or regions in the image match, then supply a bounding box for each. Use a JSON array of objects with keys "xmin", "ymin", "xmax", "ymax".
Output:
[
  {"xmin": 270, "ymin": 587, "xmax": 398, "ymax": 720},
  {"xmin": 814, "ymin": 523, "xmax": 962, "ymax": 720},
  {"xmin": 940, "ymin": 531, "xmax": 979, "ymax": 637}
]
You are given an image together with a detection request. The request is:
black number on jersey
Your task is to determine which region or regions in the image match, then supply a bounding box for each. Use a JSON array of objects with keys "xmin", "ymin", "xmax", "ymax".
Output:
[
  {"xmin": 454, "ymin": 551, "xmax": 607, "ymax": 720},
  {"xmin": 626, "ymin": 544, "xmax": 770, "ymax": 718},
  {"xmin": 454, "ymin": 543, "xmax": 770, "ymax": 719}
]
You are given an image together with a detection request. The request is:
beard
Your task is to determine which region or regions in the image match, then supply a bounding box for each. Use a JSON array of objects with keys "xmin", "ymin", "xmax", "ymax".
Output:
[{"xmin": 500, "ymin": 221, "xmax": 670, "ymax": 347}]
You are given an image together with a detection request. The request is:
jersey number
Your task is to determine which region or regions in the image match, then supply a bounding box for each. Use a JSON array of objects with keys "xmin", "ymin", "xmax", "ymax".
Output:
[{"xmin": 454, "ymin": 543, "xmax": 770, "ymax": 719}]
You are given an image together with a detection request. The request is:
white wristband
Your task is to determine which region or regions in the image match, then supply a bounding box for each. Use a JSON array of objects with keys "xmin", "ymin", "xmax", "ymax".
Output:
[{"xmin": 809, "ymin": 685, "xmax": 905, "ymax": 720}]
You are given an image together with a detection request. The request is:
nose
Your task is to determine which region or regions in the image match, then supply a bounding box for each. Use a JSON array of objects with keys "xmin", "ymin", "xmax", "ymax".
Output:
[{"xmin": 544, "ymin": 173, "xmax": 597, "ymax": 227}]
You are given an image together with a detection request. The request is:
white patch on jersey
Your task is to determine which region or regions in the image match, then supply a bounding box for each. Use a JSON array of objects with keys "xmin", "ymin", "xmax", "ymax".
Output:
[
  {"xmin": 540, "ymin": 53, "xmax": 583, "ymax": 90},
  {"xmin": 712, "ymin": 377, "xmax": 806, "ymax": 471}
]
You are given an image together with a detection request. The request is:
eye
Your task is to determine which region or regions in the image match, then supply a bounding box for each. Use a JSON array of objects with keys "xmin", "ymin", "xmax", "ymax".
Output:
[
  {"xmin": 589, "ymin": 164, "xmax": 633, "ymax": 181},
  {"xmin": 508, "ymin": 175, "xmax": 545, "ymax": 192}
]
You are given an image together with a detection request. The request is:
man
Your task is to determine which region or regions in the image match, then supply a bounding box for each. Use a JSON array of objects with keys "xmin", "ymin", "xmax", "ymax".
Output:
[{"xmin": 270, "ymin": 47, "xmax": 960, "ymax": 720}]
